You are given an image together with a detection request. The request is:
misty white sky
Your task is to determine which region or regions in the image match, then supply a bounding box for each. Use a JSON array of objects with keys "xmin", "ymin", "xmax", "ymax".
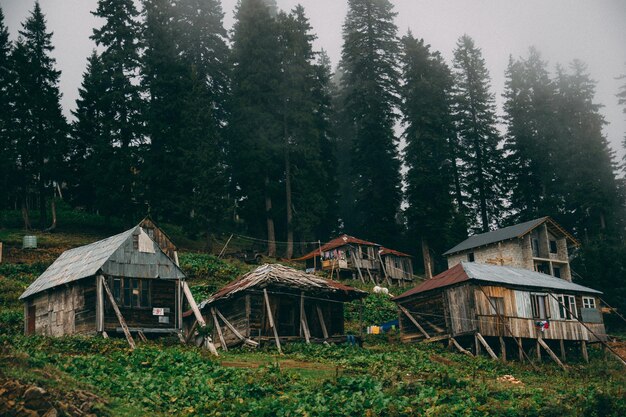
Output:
[{"xmin": 3, "ymin": 0, "xmax": 626, "ymax": 161}]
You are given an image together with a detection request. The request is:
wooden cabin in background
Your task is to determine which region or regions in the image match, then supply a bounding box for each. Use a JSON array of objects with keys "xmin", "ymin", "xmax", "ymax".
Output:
[
  {"xmin": 393, "ymin": 262, "xmax": 606, "ymax": 364},
  {"xmin": 19, "ymin": 223, "xmax": 212, "ymax": 351},
  {"xmin": 193, "ymin": 264, "xmax": 367, "ymax": 351},
  {"xmin": 444, "ymin": 217, "xmax": 579, "ymax": 281},
  {"xmin": 295, "ymin": 234, "xmax": 413, "ymax": 284}
]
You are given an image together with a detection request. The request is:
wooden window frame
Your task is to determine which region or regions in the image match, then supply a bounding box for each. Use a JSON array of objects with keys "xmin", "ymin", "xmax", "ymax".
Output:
[
  {"xmin": 110, "ymin": 277, "xmax": 152, "ymax": 309},
  {"xmin": 582, "ymin": 296, "xmax": 596, "ymax": 309},
  {"xmin": 557, "ymin": 295, "xmax": 576, "ymax": 320},
  {"xmin": 531, "ymin": 293, "xmax": 550, "ymax": 319},
  {"xmin": 549, "ymin": 240, "xmax": 558, "ymax": 254}
]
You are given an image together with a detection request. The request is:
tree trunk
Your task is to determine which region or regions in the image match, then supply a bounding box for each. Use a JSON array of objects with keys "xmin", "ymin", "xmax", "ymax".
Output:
[
  {"xmin": 421, "ymin": 237, "xmax": 433, "ymax": 279},
  {"xmin": 39, "ymin": 181, "xmax": 47, "ymax": 230},
  {"xmin": 21, "ymin": 197, "xmax": 31, "ymax": 230},
  {"xmin": 285, "ymin": 148, "xmax": 294, "ymax": 259},
  {"xmin": 45, "ymin": 197, "xmax": 57, "ymax": 232},
  {"xmin": 264, "ymin": 175, "xmax": 276, "ymax": 257}
]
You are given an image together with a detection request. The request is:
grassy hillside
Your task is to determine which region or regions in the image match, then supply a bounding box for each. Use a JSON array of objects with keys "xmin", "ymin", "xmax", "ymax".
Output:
[{"xmin": 1, "ymin": 227, "xmax": 625, "ymax": 416}]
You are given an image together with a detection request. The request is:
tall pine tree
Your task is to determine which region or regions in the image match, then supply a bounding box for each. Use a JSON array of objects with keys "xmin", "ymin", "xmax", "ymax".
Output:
[
  {"xmin": 451, "ymin": 35, "xmax": 505, "ymax": 232},
  {"xmin": 338, "ymin": 0, "xmax": 402, "ymax": 246},
  {"xmin": 12, "ymin": 2, "xmax": 67, "ymax": 229},
  {"xmin": 229, "ymin": 0, "xmax": 282, "ymax": 256},
  {"xmin": 0, "ymin": 6, "xmax": 15, "ymax": 212},
  {"xmin": 400, "ymin": 33, "xmax": 460, "ymax": 277},
  {"xmin": 91, "ymin": 0, "xmax": 143, "ymax": 220}
]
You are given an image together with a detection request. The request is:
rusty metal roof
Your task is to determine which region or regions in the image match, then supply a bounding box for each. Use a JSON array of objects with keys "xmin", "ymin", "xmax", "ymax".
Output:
[
  {"xmin": 380, "ymin": 247, "xmax": 412, "ymax": 258},
  {"xmin": 393, "ymin": 262, "xmax": 601, "ymax": 301},
  {"xmin": 200, "ymin": 263, "xmax": 367, "ymax": 307},
  {"xmin": 20, "ymin": 226, "xmax": 185, "ymax": 300},
  {"xmin": 293, "ymin": 234, "xmax": 381, "ymax": 261}
]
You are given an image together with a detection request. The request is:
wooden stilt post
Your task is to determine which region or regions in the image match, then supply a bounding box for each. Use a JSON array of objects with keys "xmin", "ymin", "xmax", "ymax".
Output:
[
  {"xmin": 518, "ymin": 338, "xmax": 524, "ymax": 362},
  {"xmin": 537, "ymin": 337, "xmax": 567, "ymax": 371},
  {"xmin": 499, "ymin": 336, "xmax": 507, "ymax": 362},
  {"xmin": 350, "ymin": 252, "xmax": 365, "ymax": 284},
  {"xmin": 581, "ymin": 340, "xmax": 589, "ymax": 363},
  {"xmin": 102, "ymin": 279, "xmax": 136, "ymax": 350},
  {"xmin": 398, "ymin": 305, "xmax": 430, "ymax": 339},
  {"xmin": 182, "ymin": 281, "xmax": 218, "ymax": 356},
  {"xmin": 450, "ymin": 337, "xmax": 473, "ymax": 357},
  {"xmin": 300, "ymin": 292, "xmax": 310, "ymax": 344},
  {"xmin": 214, "ymin": 308, "xmax": 258, "ymax": 347},
  {"xmin": 96, "ymin": 275, "xmax": 104, "ymax": 334},
  {"xmin": 317, "ymin": 305, "xmax": 329, "ymax": 340},
  {"xmin": 263, "ymin": 289, "xmax": 282, "ymax": 354},
  {"xmin": 536, "ymin": 339, "xmax": 542, "ymax": 361},
  {"xmin": 475, "ymin": 334, "xmax": 482, "ymax": 356},
  {"xmin": 475, "ymin": 333, "xmax": 498, "ymax": 360},
  {"xmin": 559, "ymin": 339, "xmax": 566, "ymax": 362},
  {"xmin": 211, "ymin": 308, "xmax": 228, "ymax": 351}
]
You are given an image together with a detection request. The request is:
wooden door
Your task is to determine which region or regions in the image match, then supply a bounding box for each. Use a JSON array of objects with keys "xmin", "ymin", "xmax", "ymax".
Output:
[{"xmin": 27, "ymin": 305, "xmax": 36, "ymax": 335}]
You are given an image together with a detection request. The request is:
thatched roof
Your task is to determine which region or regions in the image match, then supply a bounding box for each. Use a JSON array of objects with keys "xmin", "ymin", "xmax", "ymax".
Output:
[{"xmin": 200, "ymin": 263, "xmax": 367, "ymax": 307}]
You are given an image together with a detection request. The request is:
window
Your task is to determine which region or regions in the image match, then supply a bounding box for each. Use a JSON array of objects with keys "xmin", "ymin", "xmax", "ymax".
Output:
[
  {"xmin": 532, "ymin": 239, "xmax": 539, "ymax": 257},
  {"xmin": 111, "ymin": 277, "xmax": 151, "ymax": 308},
  {"xmin": 531, "ymin": 294, "xmax": 549, "ymax": 319},
  {"xmin": 132, "ymin": 234, "xmax": 139, "ymax": 250},
  {"xmin": 549, "ymin": 240, "xmax": 558, "ymax": 254},
  {"xmin": 536, "ymin": 263, "xmax": 549, "ymax": 274},
  {"xmin": 467, "ymin": 252, "xmax": 475, "ymax": 262},
  {"xmin": 582, "ymin": 297, "xmax": 596, "ymax": 309},
  {"xmin": 558, "ymin": 295, "xmax": 577, "ymax": 320},
  {"xmin": 360, "ymin": 246, "xmax": 367, "ymax": 259},
  {"xmin": 553, "ymin": 266, "xmax": 561, "ymax": 278},
  {"xmin": 489, "ymin": 297, "xmax": 505, "ymax": 316}
]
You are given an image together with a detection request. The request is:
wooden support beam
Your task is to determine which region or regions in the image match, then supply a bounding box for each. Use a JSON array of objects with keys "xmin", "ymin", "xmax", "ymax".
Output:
[
  {"xmin": 581, "ymin": 340, "xmax": 589, "ymax": 363},
  {"xmin": 423, "ymin": 334, "xmax": 451, "ymax": 343},
  {"xmin": 96, "ymin": 275, "xmax": 104, "ymax": 333},
  {"xmin": 300, "ymin": 293, "xmax": 310, "ymax": 344},
  {"xmin": 518, "ymin": 338, "xmax": 524, "ymax": 362},
  {"xmin": 475, "ymin": 334, "xmax": 481, "ymax": 356},
  {"xmin": 350, "ymin": 252, "xmax": 365, "ymax": 283},
  {"xmin": 413, "ymin": 312, "xmax": 446, "ymax": 333},
  {"xmin": 316, "ymin": 305, "xmax": 329, "ymax": 340},
  {"xmin": 181, "ymin": 281, "xmax": 218, "ymax": 356},
  {"xmin": 102, "ymin": 331, "xmax": 109, "ymax": 339},
  {"xmin": 263, "ymin": 289, "xmax": 282, "ymax": 354},
  {"xmin": 499, "ymin": 336, "xmax": 507, "ymax": 362},
  {"xmin": 475, "ymin": 333, "xmax": 498, "ymax": 360},
  {"xmin": 185, "ymin": 320, "xmax": 198, "ymax": 345},
  {"xmin": 137, "ymin": 330, "xmax": 147, "ymax": 343},
  {"xmin": 536, "ymin": 340, "xmax": 542, "ymax": 361},
  {"xmin": 559, "ymin": 339, "xmax": 566, "ymax": 362},
  {"xmin": 537, "ymin": 337, "xmax": 567, "ymax": 371},
  {"xmin": 377, "ymin": 251, "xmax": 391, "ymax": 286},
  {"xmin": 102, "ymin": 278, "xmax": 136, "ymax": 350},
  {"xmin": 215, "ymin": 308, "xmax": 258, "ymax": 347},
  {"xmin": 398, "ymin": 305, "xmax": 430, "ymax": 339},
  {"xmin": 211, "ymin": 308, "xmax": 228, "ymax": 351},
  {"xmin": 449, "ymin": 337, "xmax": 474, "ymax": 357}
]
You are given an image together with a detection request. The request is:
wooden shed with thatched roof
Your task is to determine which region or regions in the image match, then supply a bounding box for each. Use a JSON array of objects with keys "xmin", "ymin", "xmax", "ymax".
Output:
[{"xmin": 194, "ymin": 264, "xmax": 367, "ymax": 352}]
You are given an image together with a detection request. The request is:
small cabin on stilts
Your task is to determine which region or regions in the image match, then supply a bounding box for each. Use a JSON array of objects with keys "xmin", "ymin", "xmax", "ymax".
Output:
[
  {"xmin": 193, "ymin": 264, "xmax": 367, "ymax": 352},
  {"xmin": 19, "ymin": 223, "xmax": 216, "ymax": 353},
  {"xmin": 393, "ymin": 262, "xmax": 608, "ymax": 367}
]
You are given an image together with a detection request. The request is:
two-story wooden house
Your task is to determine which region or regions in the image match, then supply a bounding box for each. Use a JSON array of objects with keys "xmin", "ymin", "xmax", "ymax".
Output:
[
  {"xmin": 444, "ymin": 217, "xmax": 579, "ymax": 281},
  {"xmin": 295, "ymin": 235, "xmax": 414, "ymax": 284}
]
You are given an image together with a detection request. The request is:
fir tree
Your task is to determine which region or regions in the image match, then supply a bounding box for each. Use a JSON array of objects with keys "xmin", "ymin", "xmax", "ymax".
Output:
[
  {"xmin": 338, "ymin": 0, "xmax": 402, "ymax": 245},
  {"xmin": 68, "ymin": 52, "xmax": 108, "ymax": 211},
  {"xmin": 12, "ymin": 2, "xmax": 67, "ymax": 229},
  {"xmin": 0, "ymin": 6, "xmax": 15, "ymax": 212},
  {"xmin": 503, "ymin": 48, "xmax": 561, "ymax": 222},
  {"xmin": 451, "ymin": 35, "xmax": 505, "ymax": 232},
  {"xmin": 91, "ymin": 0, "xmax": 143, "ymax": 219},
  {"xmin": 400, "ymin": 33, "xmax": 460, "ymax": 276},
  {"xmin": 229, "ymin": 0, "xmax": 282, "ymax": 256}
]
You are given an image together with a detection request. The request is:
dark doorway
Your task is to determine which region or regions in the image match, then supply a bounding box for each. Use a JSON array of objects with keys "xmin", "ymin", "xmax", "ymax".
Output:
[{"xmin": 27, "ymin": 305, "xmax": 36, "ymax": 334}]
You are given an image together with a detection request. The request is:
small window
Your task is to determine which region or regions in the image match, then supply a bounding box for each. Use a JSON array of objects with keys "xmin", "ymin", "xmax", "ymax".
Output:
[
  {"xmin": 489, "ymin": 296, "xmax": 505, "ymax": 316},
  {"xmin": 536, "ymin": 263, "xmax": 549, "ymax": 274},
  {"xmin": 133, "ymin": 234, "xmax": 139, "ymax": 250},
  {"xmin": 531, "ymin": 294, "xmax": 549, "ymax": 319},
  {"xmin": 468, "ymin": 252, "xmax": 475, "ymax": 262},
  {"xmin": 532, "ymin": 239, "xmax": 539, "ymax": 257},
  {"xmin": 549, "ymin": 240, "xmax": 558, "ymax": 254},
  {"xmin": 553, "ymin": 267, "xmax": 561, "ymax": 278},
  {"xmin": 558, "ymin": 295, "xmax": 577, "ymax": 320},
  {"xmin": 582, "ymin": 297, "xmax": 596, "ymax": 309},
  {"xmin": 113, "ymin": 278, "xmax": 122, "ymax": 304}
]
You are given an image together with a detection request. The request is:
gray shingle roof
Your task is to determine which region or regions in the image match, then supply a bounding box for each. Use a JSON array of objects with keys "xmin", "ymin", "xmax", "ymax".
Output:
[
  {"xmin": 463, "ymin": 262, "xmax": 601, "ymax": 294},
  {"xmin": 443, "ymin": 217, "xmax": 548, "ymax": 255},
  {"xmin": 19, "ymin": 226, "xmax": 185, "ymax": 300}
]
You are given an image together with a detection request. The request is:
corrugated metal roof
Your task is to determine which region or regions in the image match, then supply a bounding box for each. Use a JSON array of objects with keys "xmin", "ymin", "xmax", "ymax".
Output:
[
  {"xmin": 20, "ymin": 225, "xmax": 185, "ymax": 300},
  {"xmin": 443, "ymin": 217, "xmax": 549, "ymax": 255},
  {"xmin": 380, "ymin": 247, "xmax": 412, "ymax": 258},
  {"xmin": 293, "ymin": 234, "xmax": 381, "ymax": 261},
  {"xmin": 200, "ymin": 263, "xmax": 367, "ymax": 307},
  {"xmin": 393, "ymin": 261, "xmax": 601, "ymax": 301}
]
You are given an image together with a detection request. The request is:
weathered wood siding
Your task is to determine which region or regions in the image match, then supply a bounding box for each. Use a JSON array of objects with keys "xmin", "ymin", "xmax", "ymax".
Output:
[
  {"xmin": 104, "ymin": 278, "xmax": 178, "ymax": 332},
  {"xmin": 446, "ymin": 285, "xmax": 477, "ymax": 336},
  {"xmin": 139, "ymin": 218, "xmax": 179, "ymax": 264},
  {"xmin": 384, "ymin": 256, "xmax": 413, "ymax": 280},
  {"xmin": 24, "ymin": 278, "xmax": 96, "ymax": 336}
]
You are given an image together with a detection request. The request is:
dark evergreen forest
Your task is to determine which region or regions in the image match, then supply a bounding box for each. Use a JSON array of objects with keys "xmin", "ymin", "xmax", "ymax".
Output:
[{"xmin": 1, "ymin": 1, "xmax": 625, "ymax": 314}]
